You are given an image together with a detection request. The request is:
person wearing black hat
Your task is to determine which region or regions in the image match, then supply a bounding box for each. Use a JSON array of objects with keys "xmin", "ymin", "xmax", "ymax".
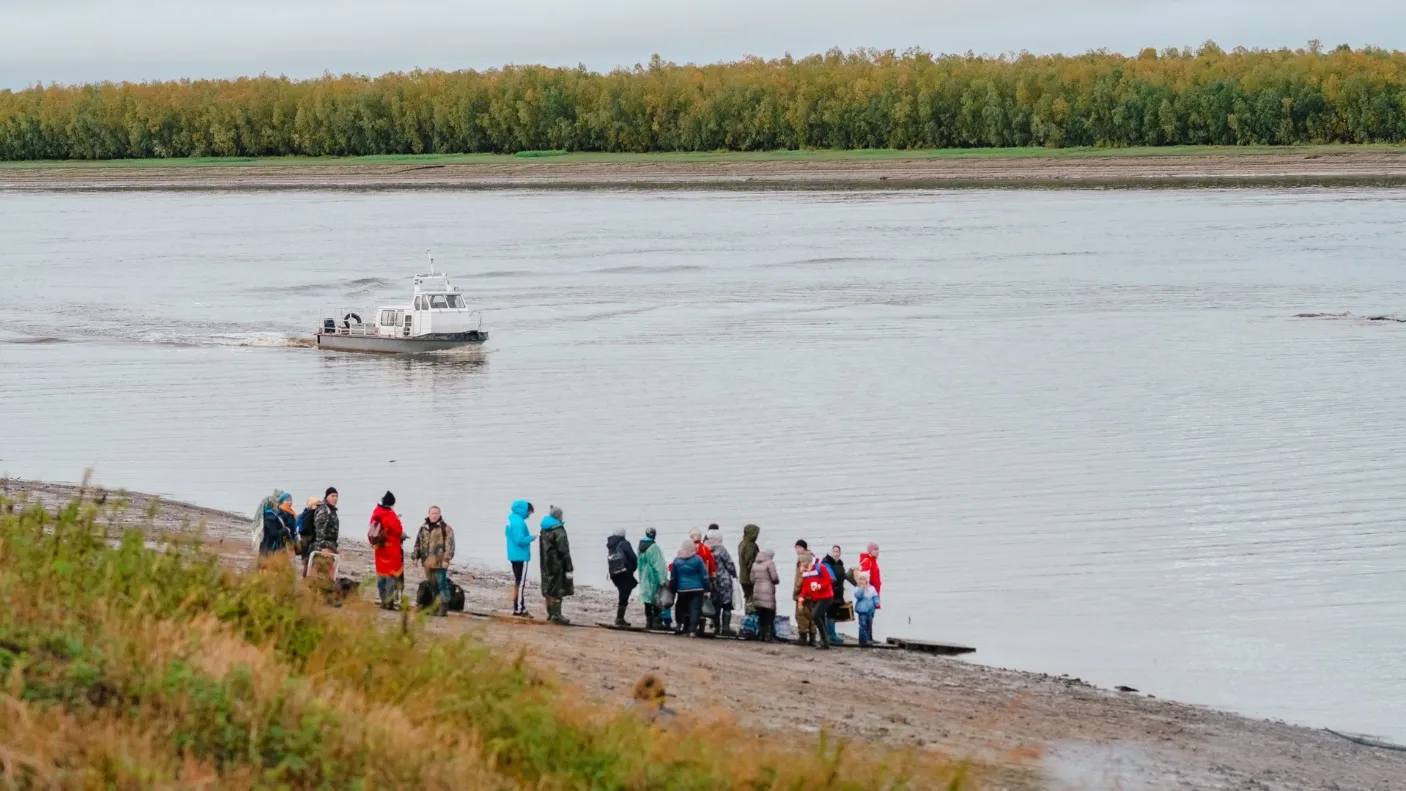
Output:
[
  {"xmin": 310, "ymin": 487, "xmax": 341, "ymax": 605},
  {"xmin": 637, "ymin": 527, "xmax": 669, "ymax": 630},
  {"xmin": 370, "ymin": 491, "xmax": 404, "ymax": 610}
]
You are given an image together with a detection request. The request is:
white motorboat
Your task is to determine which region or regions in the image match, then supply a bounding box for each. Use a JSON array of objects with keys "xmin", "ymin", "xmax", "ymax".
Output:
[{"xmin": 316, "ymin": 258, "xmax": 488, "ymax": 354}]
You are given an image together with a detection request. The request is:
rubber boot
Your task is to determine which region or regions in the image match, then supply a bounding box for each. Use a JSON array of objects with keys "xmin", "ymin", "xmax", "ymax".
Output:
[
  {"xmin": 615, "ymin": 604, "xmax": 630, "ymax": 628},
  {"xmin": 720, "ymin": 611, "xmax": 733, "ymax": 637},
  {"xmin": 550, "ymin": 599, "xmax": 572, "ymax": 626}
]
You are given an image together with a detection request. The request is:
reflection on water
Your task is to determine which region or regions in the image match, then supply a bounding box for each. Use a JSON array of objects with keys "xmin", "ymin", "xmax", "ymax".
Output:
[{"xmin": 2, "ymin": 188, "xmax": 1405, "ymax": 741}]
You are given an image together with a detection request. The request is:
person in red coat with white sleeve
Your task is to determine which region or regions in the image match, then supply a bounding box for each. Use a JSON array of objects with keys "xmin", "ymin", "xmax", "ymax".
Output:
[
  {"xmin": 800, "ymin": 555, "xmax": 835, "ymax": 651},
  {"xmin": 370, "ymin": 491, "xmax": 405, "ymax": 610}
]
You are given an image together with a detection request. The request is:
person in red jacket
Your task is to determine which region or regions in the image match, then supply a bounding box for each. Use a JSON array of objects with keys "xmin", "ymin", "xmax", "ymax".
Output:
[
  {"xmin": 690, "ymin": 527, "xmax": 717, "ymax": 577},
  {"xmin": 856, "ymin": 542, "xmax": 882, "ymax": 638},
  {"xmin": 371, "ymin": 491, "xmax": 405, "ymax": 610},
  {"xmin": 800, "ymin": 555, "xmax": 835, "ymax": 651},
  {"xmin": 858, "ymin": 542, "xmax": 882, "ymax": 598}
]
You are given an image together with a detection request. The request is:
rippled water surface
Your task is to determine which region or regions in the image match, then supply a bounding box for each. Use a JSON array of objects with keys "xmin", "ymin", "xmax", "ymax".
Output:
[{"xmin": 2, "ymin": 189, "xmax": 1404, "ymax": 740}]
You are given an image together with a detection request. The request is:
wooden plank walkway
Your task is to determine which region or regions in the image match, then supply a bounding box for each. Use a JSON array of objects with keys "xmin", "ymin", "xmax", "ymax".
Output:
[{"xmin": 453, "ymin": 611, "xmax": 974, "ymax": 655}]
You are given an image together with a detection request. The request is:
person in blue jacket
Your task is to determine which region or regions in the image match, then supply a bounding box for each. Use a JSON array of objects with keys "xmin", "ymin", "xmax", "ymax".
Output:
[
  {"xmin": 505, "ymin": 500, "xmax": 535, "ymax": 617},
  {"xmin": 668, "ymin": 538, "xmax": 712, "ymax": 637}
]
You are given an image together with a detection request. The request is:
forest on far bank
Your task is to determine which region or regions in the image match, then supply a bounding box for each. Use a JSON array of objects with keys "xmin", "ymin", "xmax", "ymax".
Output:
[{"xmin": 2, "ymin": 42, "xmax": 1405, "ymax": 161}]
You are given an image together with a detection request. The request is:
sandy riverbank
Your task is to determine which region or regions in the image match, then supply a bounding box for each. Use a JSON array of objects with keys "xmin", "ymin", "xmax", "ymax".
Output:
[
  {"xmin": 5, "ymin": 478, "xmax": 1404, "ymax": 790},
  {"xmin": 4, "ymin": 149, "xmax": 1406, "ymax": 191}
]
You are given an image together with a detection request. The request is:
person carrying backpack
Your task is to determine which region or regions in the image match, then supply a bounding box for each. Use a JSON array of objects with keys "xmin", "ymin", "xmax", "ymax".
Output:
[
  {"xmin": 606, "ymin": 528, "xmax": 638, "ymax": 627},
  {"xmin": 295, "ymin": 496, "xmax": 320, "ymax": 576},
  {"xmin": 412, "ymin": 505, "xmax": 455, "ymax": 617},
  {"xmin": 369, "ymin": 491, "xmax": 404, "ymax": 610}
]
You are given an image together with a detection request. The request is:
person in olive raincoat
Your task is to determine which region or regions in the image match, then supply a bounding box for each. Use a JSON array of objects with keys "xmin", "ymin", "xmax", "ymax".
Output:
[
  {"xmin": 636, "ymin": 527, "xmax": 669, "ymax": 630},
  {"xmin": 539, "ymin": 505, "xmax": 575, "ymax": 624},
  {"xmin": 737, "ymin": 524, "xmax": 761, "ymax": 611}
]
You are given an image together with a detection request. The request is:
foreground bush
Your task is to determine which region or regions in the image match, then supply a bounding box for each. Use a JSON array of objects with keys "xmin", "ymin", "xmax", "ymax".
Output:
[{"xmin": 0, "ymin": 490, "xmax": 965, "ymax": 790}]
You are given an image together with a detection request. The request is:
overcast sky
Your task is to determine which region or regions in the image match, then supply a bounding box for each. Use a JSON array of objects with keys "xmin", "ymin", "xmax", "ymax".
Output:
[{"xmin": 3, "ymin": 0, "xmax": 1404, "ymax": 89}]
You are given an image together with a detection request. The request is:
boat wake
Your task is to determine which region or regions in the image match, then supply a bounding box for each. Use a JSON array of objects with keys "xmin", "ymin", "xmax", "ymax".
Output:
[{"xmin": 0, "ymin": 335, "xmax": 70, "ymax": 345}]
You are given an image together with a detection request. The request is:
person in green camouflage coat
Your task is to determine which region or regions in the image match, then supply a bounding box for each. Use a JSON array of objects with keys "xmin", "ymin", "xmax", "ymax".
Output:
[
  {"xmin": 538, "ymin": 505, "xmax": 575, "ymax": 624},
  {"xmin": 309, "ymin": 487, "xmax": 341, "ymax": 606}
]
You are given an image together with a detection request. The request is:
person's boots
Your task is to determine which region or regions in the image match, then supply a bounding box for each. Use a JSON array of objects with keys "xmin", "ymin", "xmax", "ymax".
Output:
[
  {"xmin": 644, "ymin": 604, "xmax": 657, "ymax": 631},
  {"xmin": 720, "ymin": 611, "xmax": 733, "ymax": 637},
  {"xmin": 547, "ymin": 599, "xmax": 571, "ymax": 625},
  {"xmin": 615, "ymin": 604, "xmax": 630, "ymax": 628}
]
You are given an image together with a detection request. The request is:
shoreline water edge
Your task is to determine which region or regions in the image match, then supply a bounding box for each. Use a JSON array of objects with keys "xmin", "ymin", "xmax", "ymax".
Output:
[
  {"xmin": 4, "ymin": 478, "xmax": 1403, "ymax": 791},
  {"xmin": 4, "ymin": 148, "xmax": 1406, "ymax": 192}
]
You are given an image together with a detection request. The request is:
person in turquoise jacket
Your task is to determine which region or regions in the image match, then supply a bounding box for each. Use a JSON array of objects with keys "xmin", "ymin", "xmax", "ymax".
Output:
[{"xmin": 505, "ymin": 500, "xmax": 535, "ymax": 617}]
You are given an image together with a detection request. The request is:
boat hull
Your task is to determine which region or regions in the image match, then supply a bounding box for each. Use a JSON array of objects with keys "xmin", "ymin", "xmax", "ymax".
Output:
[{"xmin": 316, "ymin": 331, "xmax": 488, "ymax": 354}]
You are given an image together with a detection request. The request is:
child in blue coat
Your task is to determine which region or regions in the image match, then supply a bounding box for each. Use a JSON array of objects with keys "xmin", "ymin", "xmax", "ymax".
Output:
[{"xmin": 853, "ymin": 571, "xmax": 881, "ymax": 647}]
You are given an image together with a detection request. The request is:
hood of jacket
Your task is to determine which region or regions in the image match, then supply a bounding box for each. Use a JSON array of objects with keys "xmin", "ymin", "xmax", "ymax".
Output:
[
  {"xmin": 606, "ymin": 534, "xmax": 628, "ymax": 552},
  {"xmin": 742, "ymin": 524, "xmax": 760, "ymax": 543},
  {"xmin": 540, "ymin": 514, "xmax": 563, "ymax": 531},
  {"xmin": 511, "ymin": 500, "xmax": 530, "ymax": 519}
]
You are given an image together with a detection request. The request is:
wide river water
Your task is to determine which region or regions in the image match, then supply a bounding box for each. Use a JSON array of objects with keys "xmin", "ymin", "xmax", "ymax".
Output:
[{"xmin": 2, "ymin": 188, "xmax": 1404, "ymax": 741}]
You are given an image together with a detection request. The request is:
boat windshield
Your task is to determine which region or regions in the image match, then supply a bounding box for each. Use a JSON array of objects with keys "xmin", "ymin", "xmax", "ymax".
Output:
[{"xmin": 428, "ymin": 294, "xmax": 465, "ymax": 309}]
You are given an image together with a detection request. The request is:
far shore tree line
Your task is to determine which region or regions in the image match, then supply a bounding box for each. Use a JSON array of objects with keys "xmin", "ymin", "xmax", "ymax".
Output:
[{"xmin": 2, "ymin": 42, "xmax": 1405, "ymax": 161}]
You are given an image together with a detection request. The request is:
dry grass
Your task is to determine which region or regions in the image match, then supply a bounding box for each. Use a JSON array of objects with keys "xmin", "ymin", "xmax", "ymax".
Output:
[{"xmin": 0, "ymin": 486, "xmax": 971, "ymax": 790}]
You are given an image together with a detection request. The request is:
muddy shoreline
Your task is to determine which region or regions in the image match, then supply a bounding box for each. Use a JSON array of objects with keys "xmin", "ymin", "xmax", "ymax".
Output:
[
  {"xmin": 5, "ymin": 479, "xmax": 1404, "ymax": 790},
  {"xmin": 5, "ymin": 150, "xmax": 1406, "ymax": 192}
]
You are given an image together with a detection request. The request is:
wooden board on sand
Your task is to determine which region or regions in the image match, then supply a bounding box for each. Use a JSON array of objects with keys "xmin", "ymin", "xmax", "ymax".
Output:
[{"xmin": 886, "ymin": 637, "xmax": 976, "ymax": 656}]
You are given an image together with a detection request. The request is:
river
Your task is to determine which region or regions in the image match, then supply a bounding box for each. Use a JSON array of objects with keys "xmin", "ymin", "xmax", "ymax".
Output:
[{"xmin": 1, "ymin": 187, "xmax": 1403, "ymax": 742}]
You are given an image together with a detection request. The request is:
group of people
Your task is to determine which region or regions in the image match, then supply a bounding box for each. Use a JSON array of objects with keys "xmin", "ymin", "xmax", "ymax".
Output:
[
  {"xmin": 258, "ymin": 488, "xmax": 458, "ymax": 614},
  {"xmin": 257, "ymin": 489, "xmax": 885, "ymax": 646}
]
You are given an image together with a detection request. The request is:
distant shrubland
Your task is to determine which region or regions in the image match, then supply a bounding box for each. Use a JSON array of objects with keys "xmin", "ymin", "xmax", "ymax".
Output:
[{"xmin": 2, "ymin": 43, "xmax": 1405, "ymax": 160}]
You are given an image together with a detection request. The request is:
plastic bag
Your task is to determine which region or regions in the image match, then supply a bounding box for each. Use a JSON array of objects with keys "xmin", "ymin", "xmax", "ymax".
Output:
[{"xmin": 774, "ymin": 614, "xmax": 794, "ymax": 641}]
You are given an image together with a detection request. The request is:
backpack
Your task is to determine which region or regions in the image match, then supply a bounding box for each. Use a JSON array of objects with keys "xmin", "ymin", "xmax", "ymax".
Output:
[
  {"xmin": 367, "ymin": 515, "xmax": 385, "ymax": 547},
  {"xmin": 416, "ymin": 578, "xmax": 466, "ymax": 611},
  {"xmin": 739, "ymin": 612, "xmax": 760, "ymax": 639},
  {"xmin": 607, "ymin": 541, "xmax": 630, "ymax": 577}
]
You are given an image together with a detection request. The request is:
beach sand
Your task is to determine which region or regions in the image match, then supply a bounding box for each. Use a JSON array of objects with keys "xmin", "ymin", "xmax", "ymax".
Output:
[{"xmin": 4, "ymin": 149, "xmax": 1406, "ymax": 192}]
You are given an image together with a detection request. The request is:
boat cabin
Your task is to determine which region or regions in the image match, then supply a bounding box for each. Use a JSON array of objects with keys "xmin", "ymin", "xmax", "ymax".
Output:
[{"xmin": 370, "ymin": 272, "xmax": 481, "ymax": 338}]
